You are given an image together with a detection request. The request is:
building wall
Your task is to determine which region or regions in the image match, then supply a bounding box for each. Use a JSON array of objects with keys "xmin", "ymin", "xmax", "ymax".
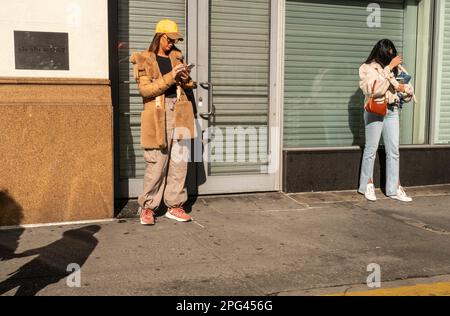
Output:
[
  {"xmin": 0, "ymin": 0, "xmax": 109, "ymax": 78},
  {"xmin": 0, "ymin": 78, "xmax": 113, "ymax": 226},
  {"xmin": 0, "ymin": 0, "xmax": 112, "ymax": 226},
  {"xmin": 283, "ymin": 147, "xmax": 450, "ymax": 193}
]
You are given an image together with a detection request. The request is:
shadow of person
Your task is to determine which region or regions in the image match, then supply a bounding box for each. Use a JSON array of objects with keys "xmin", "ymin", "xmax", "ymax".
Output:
[
  {"xmin": 0, "ymin": 225, "xmax": 101, "ymax": 296},
  {"xmin": 0, "ymin": 189, "xmax": 24, "ymax": 227},
  {"xmin": 378, "ymin": 146, "xmax": 387, "ymax": 195},
  {"xmin": 347, "ymin": 89, "xmax": 366, "ymax": 190},
  {"xmin": 348, "ymin": 88, "xmax": 365, "ymax": 147},
  {"xmin": 183, "ymin": 87, "xmax": 207, "ymax": 214},
  {"xmin": 0, "ymin": 190, "xmax": 25, "ymax": 262},
  {"xmin": 114, "ymin": 8, "xmax": 135, "ymax": 215},
  {"xmin": 0, "ymin": 228, "xmax": 25, "ymax": 262},
  {"xmin": 114, "ymin": 48, "xmax": 136, "ymax": 216}
]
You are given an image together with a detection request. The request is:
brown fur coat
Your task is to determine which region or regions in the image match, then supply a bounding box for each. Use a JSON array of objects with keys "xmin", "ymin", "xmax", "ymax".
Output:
[{"xmin": 130, "ymin": 48, "xmax": 196, "ymax": 149}]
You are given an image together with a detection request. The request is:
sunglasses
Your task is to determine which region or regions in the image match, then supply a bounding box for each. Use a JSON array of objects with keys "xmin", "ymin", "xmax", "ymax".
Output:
[{"xmin": 163, "ymin": 35, "xmax": 179, "ymax": 44}]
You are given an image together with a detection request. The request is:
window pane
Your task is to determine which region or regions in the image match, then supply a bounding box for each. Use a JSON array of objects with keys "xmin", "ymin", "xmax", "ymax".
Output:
[
  {"xmin": 412, "ymin": 0, "xmax": 433, "ymax": 144},
  {"xmin": 435, "ymin": 0, "xmax": 450, "ymax": 144},
  {"xmin": 209, "ymin": 0, "xmax": 271, "ymax": 175},
  {"xmin": 284, "ymin": 0, "xmax": 430, "ymax": 148}
]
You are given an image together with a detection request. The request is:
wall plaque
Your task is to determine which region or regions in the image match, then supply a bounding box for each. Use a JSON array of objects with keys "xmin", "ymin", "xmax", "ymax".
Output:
[{"xmin": 14, "ymin": 31, "xmax": 69, "ymax": 70}]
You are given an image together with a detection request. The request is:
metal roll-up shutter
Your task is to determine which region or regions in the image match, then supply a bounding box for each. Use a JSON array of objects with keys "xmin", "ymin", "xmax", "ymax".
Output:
[
  {"xmin": 118, "ymin": 0, "xmax": 186, "ymax": 180},
  {"xmin": 438, "ymin": 0, "xmax": 450, "ymax": 143},
  {"xmin": 284, "ymin": 0, "xmax": 405, "ymax": 148},
  {"xmin": 210, "ymin": 0, "xmax": 271, "ymax": 175}
]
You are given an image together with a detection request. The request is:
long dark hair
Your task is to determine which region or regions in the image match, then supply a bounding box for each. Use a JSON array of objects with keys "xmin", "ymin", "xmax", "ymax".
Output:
[
  {"xmin": 364, "ymin": 39, "xmax": 399, "ymax": 76},
  {"xmin": 148, "ymin": 33, "xmax": 164, "ymax": 53}
]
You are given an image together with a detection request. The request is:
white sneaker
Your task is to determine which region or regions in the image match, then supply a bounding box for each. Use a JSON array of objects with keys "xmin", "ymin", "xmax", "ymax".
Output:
[
  {"xmin": 364, "ymin": 183, "xmax": 377, "ymax": 201},
  {"xmin": 390, "ymin": 186, "xmax": 413, "ymax": 202}
]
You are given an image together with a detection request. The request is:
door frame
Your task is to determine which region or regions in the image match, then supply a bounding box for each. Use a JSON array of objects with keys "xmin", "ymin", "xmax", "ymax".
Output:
[
  {"xmin": 187, "ymin": 0, "xmax": 283, "ymax": 194},
  {"xmin": 115, "ymin": 0, "xmax": 284, "ymax": 198}
]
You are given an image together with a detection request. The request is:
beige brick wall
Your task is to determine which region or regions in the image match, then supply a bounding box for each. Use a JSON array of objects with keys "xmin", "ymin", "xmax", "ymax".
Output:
[{"xmin": 0, "ymin": 78, "xmax": 113, "ymax": 226}]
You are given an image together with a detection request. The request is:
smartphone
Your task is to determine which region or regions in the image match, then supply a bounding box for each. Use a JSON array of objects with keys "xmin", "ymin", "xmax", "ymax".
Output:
[
  {"xmin": 396, "ymin": 77, "xmax": 405, "ymax": 84},
  {"xmin": 186, "ymin": 63, "xmax": 195, "ymax": 70}
]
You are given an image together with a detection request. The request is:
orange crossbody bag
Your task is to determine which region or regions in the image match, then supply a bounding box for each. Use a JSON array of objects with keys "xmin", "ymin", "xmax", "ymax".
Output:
[{"xmin": 365, "ymin": 80, "xmax": 387, "ymax": 116}]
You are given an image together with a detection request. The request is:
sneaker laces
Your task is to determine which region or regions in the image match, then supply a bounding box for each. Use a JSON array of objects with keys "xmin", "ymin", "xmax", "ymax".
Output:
[
  {"xmin": 139, "ymin": 208, "xmax": 155, "ymax": 217},
  {"xmin": 367, "ymin": 184, "xmax": 375, "ymax": 195},
  {"xmin": 398, "ymin": 186, "xmax": 408, "ymax": 198},
  {"xmin": 170, "ymin": 207, "xmax": 185, "ymax": 216}
]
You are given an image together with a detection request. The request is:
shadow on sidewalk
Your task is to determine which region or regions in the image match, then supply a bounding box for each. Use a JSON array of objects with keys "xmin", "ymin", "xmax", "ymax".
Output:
[
  {"xmin": 1, "ymin": 189, "xmax": 25, "ymax": 265},
  {"xmin": 0, "ymin": 225, "xmax": 101, "ymax": 296}
]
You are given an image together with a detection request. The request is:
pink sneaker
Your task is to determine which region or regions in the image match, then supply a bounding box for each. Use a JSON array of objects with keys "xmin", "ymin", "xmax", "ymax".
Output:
[
  {"xmin": 165, "ymin": 207, "xmax": 192, "ymax": 222},
  {"xmin": 138, "ymin": 207, "xmax": 155, "ymax": 225}
]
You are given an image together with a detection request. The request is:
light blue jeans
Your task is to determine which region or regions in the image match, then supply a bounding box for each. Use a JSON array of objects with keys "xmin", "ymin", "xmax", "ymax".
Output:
[{"xmin": 358, "ymin": 106, "xmax": 399, "ymax": 196}]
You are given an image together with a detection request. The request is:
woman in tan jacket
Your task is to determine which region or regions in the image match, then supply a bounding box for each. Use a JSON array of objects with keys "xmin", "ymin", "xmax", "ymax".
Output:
[
  {"xmin": 130, "ymin": 19, "xmax": 196, "ymax": 225},
  {"xmin": 358, "ymin": 39, "xmax": 414, "ymax": 202}
]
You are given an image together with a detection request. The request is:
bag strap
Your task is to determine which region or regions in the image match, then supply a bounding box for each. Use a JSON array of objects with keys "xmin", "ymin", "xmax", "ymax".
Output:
[
  {"xmin": 155, "ymin": 95, "xmax": 165, "ymax": 110},
  {"xmin": 371, "ymin": 80, "xmax": 377, "ymax": 97},
  {"xmin": 177, "ymin": 86, "xmax": 182, "ymax": 101},
  {"xmin": 176, "ymin": 85, "xmax": 189, "ymax": 102}
]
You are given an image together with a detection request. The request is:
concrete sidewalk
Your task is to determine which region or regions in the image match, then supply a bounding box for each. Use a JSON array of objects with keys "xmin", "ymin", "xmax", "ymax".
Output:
[{"xmin": 1, "ymin": 185, "xmax": 450, "ymax": 296}]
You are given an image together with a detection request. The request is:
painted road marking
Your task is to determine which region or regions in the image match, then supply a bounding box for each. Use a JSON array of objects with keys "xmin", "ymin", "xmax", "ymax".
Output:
[{"xmin": 328, "ymin": 282, "xmax": 450, "ymax": 296}]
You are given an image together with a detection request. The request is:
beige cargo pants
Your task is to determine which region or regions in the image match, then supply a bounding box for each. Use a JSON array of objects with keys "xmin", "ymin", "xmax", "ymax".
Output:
[{"xmin": 138, "ymin": 97, "xmax": 190, "ymax": 210}]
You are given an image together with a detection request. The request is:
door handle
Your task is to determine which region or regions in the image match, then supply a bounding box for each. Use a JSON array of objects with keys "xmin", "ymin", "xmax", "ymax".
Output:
[{"xmin": 199, "ymin": 81, "xmax": 215, "ymax": 120}]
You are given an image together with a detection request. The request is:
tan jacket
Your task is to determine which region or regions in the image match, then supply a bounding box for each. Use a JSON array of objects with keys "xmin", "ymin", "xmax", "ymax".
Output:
[
  {"xmin": 359, "ymin": 62, "xmax": 414, "ymax": 106},
  {"xmin": 130, "ymin": 48, "xmax": 197, "ymax": 149}
]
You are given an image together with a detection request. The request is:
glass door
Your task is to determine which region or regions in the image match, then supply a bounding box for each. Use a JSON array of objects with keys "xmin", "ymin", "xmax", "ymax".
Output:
[
  {"xmin": 117, "ymin": 0, "xmax": 280, "ymax": 197},
  {"xmin": 188, "ymin": 0, "xmax": 280, "ymax": 194}
]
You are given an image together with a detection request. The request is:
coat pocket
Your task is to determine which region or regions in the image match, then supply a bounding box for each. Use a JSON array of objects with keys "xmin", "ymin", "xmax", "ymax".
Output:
[
  {"xmin": 173, "ymin": 100, "xmax": 196, "ymax": 140},
  {"xmin": 141, "ymin": 101, "xmax": 166, "ymax": 149}
]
